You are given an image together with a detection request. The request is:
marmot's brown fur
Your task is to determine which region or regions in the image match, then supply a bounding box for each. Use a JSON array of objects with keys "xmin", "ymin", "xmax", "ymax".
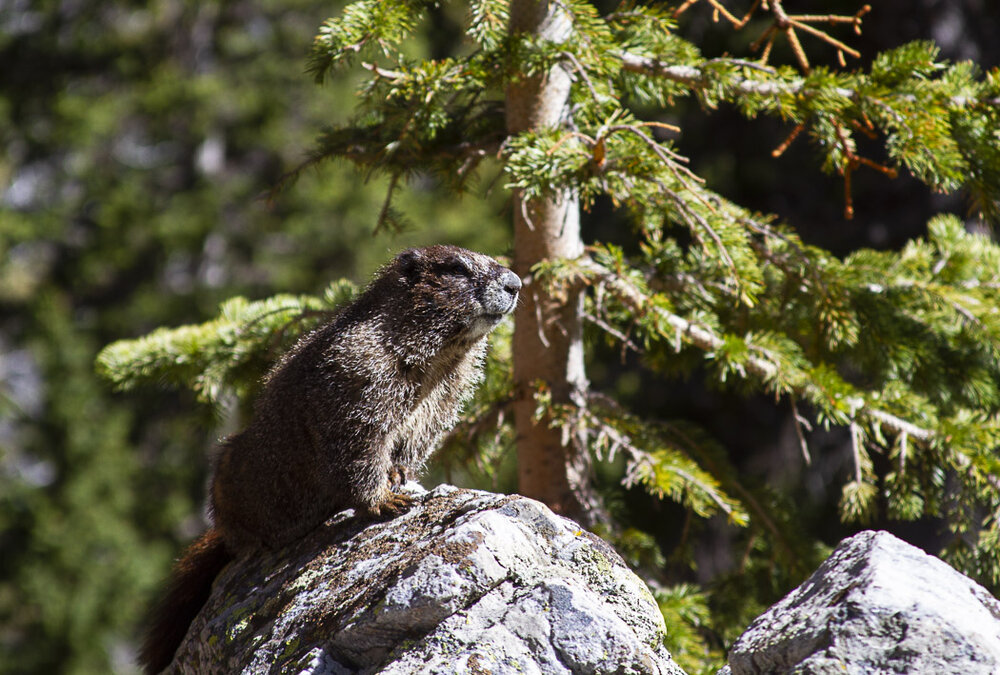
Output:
[{"xmin": 139, "ymin": 246, "xmax": 520, "ymax": 673}]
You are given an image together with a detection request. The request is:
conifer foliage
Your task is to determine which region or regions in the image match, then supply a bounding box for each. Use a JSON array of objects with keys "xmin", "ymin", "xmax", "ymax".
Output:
[{"xmin": 100, "ymin": 1, "xmax": 1000, "ymax": 669}]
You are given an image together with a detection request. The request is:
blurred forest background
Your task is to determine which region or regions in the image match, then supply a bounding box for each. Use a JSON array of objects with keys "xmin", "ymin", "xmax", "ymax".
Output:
[{"xmin": 1, "ymin": 0, "xmax": 998, "ymax": 673}]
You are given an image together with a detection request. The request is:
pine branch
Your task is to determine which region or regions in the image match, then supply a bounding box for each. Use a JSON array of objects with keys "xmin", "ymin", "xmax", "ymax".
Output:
[
  {"xmin": 272, "ymin": 128, "xmax": 504, "ymax": 200},
  {"xmin": 617, "ymin": 51, "xmax": 1000, "ymax": 108},
  {"xmin": 577, "ymin": 257, "xmax": 935, "ymax": 444},
  {"xmin": 616, "ymin": 45, "xmax": 1000, "ymax": 216},
  {"xmin": 539, "ymin": 388, "xmax": 749, "ymax": 524},
  {"xmin": 618, "ymin": 51, "xmax": 832, "ymax": 96},
  {"xmin": 96, "ymin": 283, "xmax": 356, "ymax": 405}
]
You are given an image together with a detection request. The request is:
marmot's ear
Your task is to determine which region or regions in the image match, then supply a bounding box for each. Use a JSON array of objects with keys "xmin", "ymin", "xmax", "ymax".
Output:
[{"xmin": 396, "ymin": 248, "xmax": 423, "ymax": 281}]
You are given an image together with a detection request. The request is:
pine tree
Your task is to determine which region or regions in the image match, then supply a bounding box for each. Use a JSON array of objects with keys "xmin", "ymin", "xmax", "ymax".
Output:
[
  {"xmin": 0, "ymin": 1, "xmax": 504, "ymax": 671},
  {"xmin": 99, "ymin": 1, "xmax": 1000, "ymax": 670}
]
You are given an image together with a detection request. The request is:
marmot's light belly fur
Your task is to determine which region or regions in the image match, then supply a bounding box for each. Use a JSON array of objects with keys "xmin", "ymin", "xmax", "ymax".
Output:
[{"xmin": 140, "ymin": 246, "xmax": 519, "ymax": 673}]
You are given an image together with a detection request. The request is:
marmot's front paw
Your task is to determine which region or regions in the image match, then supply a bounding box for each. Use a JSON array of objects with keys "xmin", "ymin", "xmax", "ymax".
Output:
[
  {"xmin": 388, "ymin": 465, "xmax": 410, "ymax": 489},
  {"xmin": 380, "ymin": 491, "xmax": 415, "ymax": 516},
  {"xmin": 361, "ymin": 489, "xmax": 415, "ymax": 518}
]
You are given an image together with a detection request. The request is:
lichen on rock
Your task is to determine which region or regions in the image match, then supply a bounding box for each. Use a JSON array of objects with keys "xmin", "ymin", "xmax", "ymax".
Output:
[{"xmin": 169, "ymin": 485, "xmax": 682, "ymax": 675}]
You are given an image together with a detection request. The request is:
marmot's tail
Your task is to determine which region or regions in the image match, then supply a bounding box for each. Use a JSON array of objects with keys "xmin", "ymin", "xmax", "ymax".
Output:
[{"xmin": 139, "ymin": 527, "xmax": 232, "ymax": 674}]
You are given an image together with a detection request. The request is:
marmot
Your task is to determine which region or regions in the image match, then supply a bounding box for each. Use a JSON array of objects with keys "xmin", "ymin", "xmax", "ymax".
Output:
[{"xmin": 139, "ymin": 245, "xmax": 521, "ymax": 673}]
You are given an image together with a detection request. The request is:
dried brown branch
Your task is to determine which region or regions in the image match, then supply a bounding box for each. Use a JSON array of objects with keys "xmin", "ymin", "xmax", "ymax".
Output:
[
  {"xmin": 771, "ymin": 122, "xmax": 806, "ymax": 158},
  {"xmin": 831, "ymin": 120, "xmax": 898, "ymax": 220},
  {"xmin": 783, "ymin": 23, "xmax": 811, "ymax": 71},
  {"xmin": 673, "ymin": 0, "xmax": 760, "ymax": 29},
  {"xmin": 672, "ymin": 0, "xmax": 871, "ymax": 72},
  {"xmin": 761, "ymin": 0, "xmax": 870, "ymax": 71},
  {"xmin": 793, "ymin": 19, "xmax": 861, "ymax": 58}
]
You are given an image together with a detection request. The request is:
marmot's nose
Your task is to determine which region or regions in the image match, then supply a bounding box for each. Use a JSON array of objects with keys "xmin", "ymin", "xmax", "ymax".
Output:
[{"xmin": 502, "ymin": 270, "xmax": 522, "ymax": 296}]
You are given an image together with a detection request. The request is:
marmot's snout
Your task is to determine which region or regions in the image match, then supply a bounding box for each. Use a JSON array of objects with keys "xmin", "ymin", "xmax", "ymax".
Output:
[{"xmin": 481, "ymin": 268, "xmax": 521, "ymax": 317}]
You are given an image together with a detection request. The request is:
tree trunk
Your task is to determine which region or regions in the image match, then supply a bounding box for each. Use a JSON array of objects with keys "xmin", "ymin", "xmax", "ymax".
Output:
[{"xmin": 505, "ymin": 0, "xmax": 601, "ymax": 528}]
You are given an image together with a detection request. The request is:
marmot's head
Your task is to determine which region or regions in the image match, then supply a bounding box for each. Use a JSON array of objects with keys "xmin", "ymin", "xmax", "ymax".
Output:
[{"xmin": 383, "ymin": 245, "xmax": 521, "ymax": 346}]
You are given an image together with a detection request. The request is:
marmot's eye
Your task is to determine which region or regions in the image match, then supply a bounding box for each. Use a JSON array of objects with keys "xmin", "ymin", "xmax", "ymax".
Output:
[{"xmin": 444, "ymin": 259, "xmax": 471, "ymax": 277}]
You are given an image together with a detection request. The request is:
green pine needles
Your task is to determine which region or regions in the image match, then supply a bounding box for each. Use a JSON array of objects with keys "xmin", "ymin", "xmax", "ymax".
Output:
[
  {"xmin": 98, "ymin": 1, "xmax": 1000, "ymax": 671},
  {"xmin": 99, "ymin": 281, "xmax": 357, "ymax": 406}
]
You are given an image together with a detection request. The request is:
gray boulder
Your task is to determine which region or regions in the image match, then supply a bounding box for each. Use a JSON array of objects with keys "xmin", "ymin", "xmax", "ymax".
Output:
[
  {"xmin": 170, "ymin": 484, "xmax": 683, "ymax": 674},
  {"xmin": 722, "ymin": 529, "xmax": 1000, "ymax": 674}
]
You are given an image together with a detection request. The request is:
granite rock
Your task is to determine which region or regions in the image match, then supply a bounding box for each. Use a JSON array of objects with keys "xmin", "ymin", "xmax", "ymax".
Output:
[
  {"xmin": 169, "ymin": 484, "xmax": 683, "ymax": 675},
  {"xmin": 722, "ymin": 530, "xmax": 1000, "ymax": 675}
]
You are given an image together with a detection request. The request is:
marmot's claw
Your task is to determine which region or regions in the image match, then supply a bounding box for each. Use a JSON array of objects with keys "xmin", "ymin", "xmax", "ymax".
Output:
[{"xmin": 380, "ymin": 491, "xmax": 415, "ymax": 516}]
